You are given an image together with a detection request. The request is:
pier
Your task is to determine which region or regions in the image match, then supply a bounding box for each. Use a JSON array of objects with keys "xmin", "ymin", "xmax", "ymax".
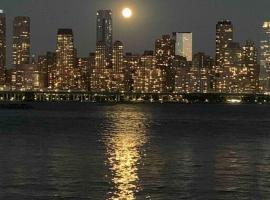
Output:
[{"xmin": 0, "ymin": 91, "xmax": 269, "ymax": 104}]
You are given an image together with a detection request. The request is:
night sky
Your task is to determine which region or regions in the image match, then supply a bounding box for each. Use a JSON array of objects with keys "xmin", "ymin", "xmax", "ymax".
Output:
[{"xmin": 2, "ymin": 0, "xmax": 270, "ymax": 66}]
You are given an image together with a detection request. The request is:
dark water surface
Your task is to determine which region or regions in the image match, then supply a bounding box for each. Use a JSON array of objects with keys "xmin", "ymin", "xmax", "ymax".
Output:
[{"xmin": 0, "ymin": 103, "xmax": 270, "ymax": 199}]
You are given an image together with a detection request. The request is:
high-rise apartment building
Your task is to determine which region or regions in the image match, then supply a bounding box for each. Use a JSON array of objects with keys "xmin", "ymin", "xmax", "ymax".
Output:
[
  {"xmin": 192, "ymin": 53, "xmax": 215, "ymax": 93},
  {"xmin": 46, "ymin": 52, "xmax": 57, "ymax": 90},
  {"xmin": 123, "ymin": 53, "xmax": 140, "ymax": 92},
  {"xmin": 91, "ymin": 41, "xmax": 110, "ymax": 92},
  {"xmin": 215, "ymin": 20, "xmax": 233, "ymax": 92},
  {"xmin": 96, "ymin": 10, "xmax": 113, "ymax": 59},
  {"xmin": 133, "ymin": 51, "xmax": 161, "ymax": 93},
  {"xmin": 55, "ymin": 29, "xmax": 75, "ymax": 90},
  {"xmin": 13, "ymin": 16, "xmax": 31, "ymax": 68},
  {"xmin": 260, "ymin": 21, "xmax": 270, "ymax": 93},
  {"xmin": 173, "ymin": 32, "xmax": 193, "ymax": 61},
  {"xmin": 111, "ymin": 41, "xmax": 124, "ymax": 92},
  {"xmin": 37, "ymin": 55, "xmax": 48, "ymax": 88},
  {"xmin": 0, "ymin": 10, "xmax": 6, "ymax": 86},
  {"xmin": 155, "ymin": 35, "xmax": 175, "ymax": 92},
  {"xmin": 223, "ymin": 42, "xmax": 242, "ymax": 93},
  {"xmin": 216, "ymin": 20, "xmax": 233, "ymax": 67},
  {"xmin": 242, "ymin": 40, "xmax": 259, "ymax": 93}
]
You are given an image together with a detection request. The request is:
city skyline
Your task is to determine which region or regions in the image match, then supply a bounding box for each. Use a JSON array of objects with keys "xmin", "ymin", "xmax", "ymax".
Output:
[
  {"xmin": 0, "ymin": 11, "xmax": 266, "ymax": 93},
  {"xmin": 1, "ymin": 2, "xmax": 270, "ymax": 94},
  {"xmin": 1, "ymin": 2, "xmax": 270, "ymax": 200},
  {"xmin": 1, "ymin": 0, "xmax": 270, "ymax": 66}
]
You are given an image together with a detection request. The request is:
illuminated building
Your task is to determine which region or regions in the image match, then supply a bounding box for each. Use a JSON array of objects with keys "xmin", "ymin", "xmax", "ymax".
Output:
[
  {"xmin": 37, "ymin": 55, "xmax": 48, "ymax": 88},
  {"xmin": 0, "ymin": 10, "xmax": 6, "ymax": 86},
  {"xmin": 173, "ymin": 32, "xmax": 193, "ymax": 61},
  {"xmin": 192, "ymin": 53, "xmax": 215, "ymax": 93},
  {"xmin": 220, "ymin": 41, "xmax": 258, "ymax": 94},
  {"xmin": 76, "ymin": 57, "xmax": 89, "ymax": 91},
  {"xmin": 87, "ymin": 53, "xmax": 95, "ymax": 91},
  {"xmin": 55, "ymin": 29, "xmax": 75, "ymax": 90},
  {"xmin": 133, "ymin": 51, "xmax": 161, "ymax": 93},
  {"xmin": 96, "ymin": 10, "xmax": 113, "ymax": 59},
  {"xmin": 13, "ymin": 16, "xmax": 31, "ymax": 68},
  {"xmin": 11, "ymin": 62, "xmax": 44, "ymax": 91},
  {"xmin": 174, "ymin": 56, "xmax": 191, "ymax": 93},
  {"xmin": 91, "ymin": 41, "xmax": 110, "ymax": 92},
  {"xmin": 123, "ymin": 53, "xmax": 139, "ymax": 92},
  {"xmin": 46, "ymin": 52, "xmax": 57, "ymax": 90},
  {"xmin": 260, "ymin": 21, "xmax": 270, "ymax": 93},
  {"xmin": 215, "ymin": 20, "xmax": 233, "ymax": 92},
  {"xmin": 216, "ymin": 20, "xmax": 233, "ymax": 67},
  {"xmin": 223, "ymin": 42, "xmax": 242, "ymax": 93},
  {"xmin": 242, "ymin": 40, "xmax": 259, "ymax": 93},
  {"xmin": 111, "ymin": 41, "xmax": 124, "ymax": 92},
  {"xmin": 174, "ymin": 53, "xmax": 213, "ymax": 94},
  {"xmin": 155, "ymin": 35, "xmax": 175, "ymax": 92}
]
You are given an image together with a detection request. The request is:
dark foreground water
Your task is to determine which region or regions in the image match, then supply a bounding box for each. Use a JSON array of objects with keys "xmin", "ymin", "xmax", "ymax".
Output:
[{"xmin": 0, "ymin": 103, "xmax": 270, "ymax": 199}]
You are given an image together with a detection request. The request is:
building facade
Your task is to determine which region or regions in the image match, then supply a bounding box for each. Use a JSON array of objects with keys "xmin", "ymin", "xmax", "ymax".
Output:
[
  {"xmin": 0, "ymin": 10, "xmax": 6, "ymax": 87},
  {"xmin": 11, "ymin": 62, "xmax": 44, "ymax": 91},
  {"xmin": 91, "ymin": 41, "xmax": 110, "ymax": 92},
  {"xmin": 55, "ymin": 29, "xmax": 75, "ymax": 90},
  {"xmin": 260, "ymin": 21, "xmax": 270, "ymax": 93},
  {"xmin": 155, "ymin": 35, "xmax": 175, "ymax": 92},
  {"xmin": 96, "ymin": 10, "xmax": 113, "ymax": 59},
  {"xmin": 215, "ymin": 20, "xmax": 233, "ymax": 92},
  {"xmin": 111, "ymin": 41, "xmax": 124, "ymax": 92},
  {"xmin": 47, "ymin": 52, "xmax": 57, "ymax": 90},
  {"xmin": 13, "ymin": 16, "xmax": 31, "ymax": 68},
  {"xmin": 242, "ymin": 40, "xmax": 259, "ymax": 93},
  {"xmin": 173, "ymin": 32, "xmax": 193, "ymax": 62}
]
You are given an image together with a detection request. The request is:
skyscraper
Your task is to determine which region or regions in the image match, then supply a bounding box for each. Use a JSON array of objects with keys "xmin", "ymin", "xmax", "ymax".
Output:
[
  {"xmin": 96, "ymin": 10, "xmax": 113, "ymax": 59},
  {"xmin": 13, "ymin": 16, "xmax": 31, "ymax": 68},
  {"xmin": 91, "ymin": 41, "xmax": 110, "ymax": 92},
  {"xmin": 192, "ymin": 52, "xmax": 215, "ymax": 93},
  {"xmin": 55, "ymin": 29, "xmax": 75, "ymax": 90},
  {"xmin": 242, "ymin": 40, "xmax": 259, "ymax": 93},
  {"xmin": 223, "ymin": 42, "xmax": 242, "ymax": 93},
  {"xmin": 0, "ymin": 10, "xmax": 6, "ymax": 86},
  {"xmin": 112, "ymin": 41, "xmax": 124, "ymax": 73},
  {"xmin": 111, "ymin": 41, "xmax": 124, "ymax": 92},
  {"xmin": 215, "ymin": 20, "xmax": 233, "ymax": 92},
  {"xmin": 123, "ymin": 53, "xmax": 140, "ymax": 92},
  {"xmin": 260, "ymin": 21, "xmax": 270, "ymax": 93},
  {"xmin": 46, "ymin": 52, "xmax": 57, "ymax": 90},
  {"xmin": 216, "ymin": 20, "xmax": 233, "ymax": 68},
  {"xmin": 133, "ymin": 51, "xmax": 161, "ymax": 93},
  {"xmin": 155, "ymin": 35, "xmax": 175, "ymax": 92},
  {"xmin": 173, "ymin": 32, "xmax": 193, "ymax": 61}
]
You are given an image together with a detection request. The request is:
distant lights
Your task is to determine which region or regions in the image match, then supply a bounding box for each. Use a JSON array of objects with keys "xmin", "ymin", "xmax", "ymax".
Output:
[
  {"xmin": 0, "ymin": 10, "xmax": 3, "ymax": 14},
  {"xmin": 263, "ymin": 22, "xmax": 270, "ymax": 28}
]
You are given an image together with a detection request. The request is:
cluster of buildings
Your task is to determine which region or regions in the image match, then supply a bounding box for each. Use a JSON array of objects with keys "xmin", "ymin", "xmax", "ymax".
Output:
[{"xmin": 0, "ymin": 9, "xmax": 270, "ymax": 94}]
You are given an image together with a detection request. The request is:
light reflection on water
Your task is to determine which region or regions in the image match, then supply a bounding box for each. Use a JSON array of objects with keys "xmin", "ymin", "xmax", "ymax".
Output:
[
  {"xmin": 1, "ymin": 104, "xmax": 270, "ymax": 199},
  {"xmin": 102, "ymin": 108, "xmax": 148, "ymax": 200}
]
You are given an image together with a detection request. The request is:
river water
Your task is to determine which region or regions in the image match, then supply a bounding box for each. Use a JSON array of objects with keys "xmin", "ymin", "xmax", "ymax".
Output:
[{"xmin": 0, "ymin": 103, "xmax": 270, "ymax": 199}]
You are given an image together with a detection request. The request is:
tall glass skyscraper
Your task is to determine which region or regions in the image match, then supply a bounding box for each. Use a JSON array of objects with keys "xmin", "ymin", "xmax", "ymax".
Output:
[
  {"xmin": 96, "ymin": 10, "xmax": 113, "ymax": 58},
  {"xmin": 0, "ymin": 10, "xmax": 6, "ymax": 86},
  {"xmin": 260, "ymin": 22, "xmax": 270, "ymax": 93},
  {"xmin": 173, "ymin": 32, "xmax": 193, "ymax": 62}
]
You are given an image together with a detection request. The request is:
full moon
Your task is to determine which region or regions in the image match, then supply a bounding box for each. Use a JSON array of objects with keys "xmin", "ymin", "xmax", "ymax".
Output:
[{"xmin": 122, "ymin": 8, "xmax": 132, "ymax": 18}]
